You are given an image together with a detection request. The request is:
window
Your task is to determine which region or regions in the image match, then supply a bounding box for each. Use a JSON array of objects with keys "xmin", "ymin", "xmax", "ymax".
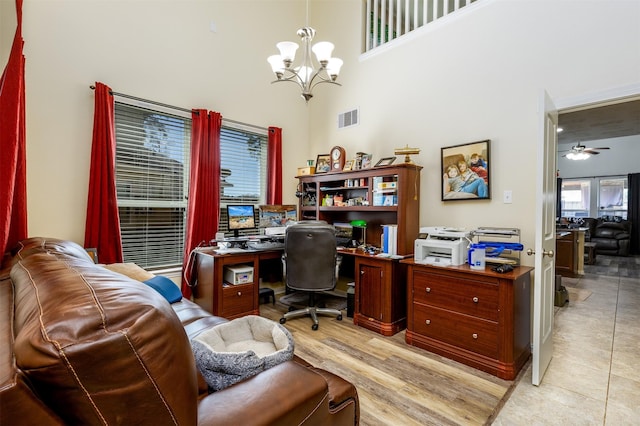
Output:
[
  {"xmin": 217, "ymin": 126, "xmax": 268, "ymax": 236},
  {"xmin": 560, "ymin": 176, "xmax": 628, "ymax": 220},
  {"xmin": 115, "ymin": 102, "xmax": 191, "ymax": 270},
  {"xmin": 598, "ymin": 177, "xmax": 628, "ymax": 219},
  {"xmin": 560, "ymin": 179, "xmax": 591, "ymax": 218},
  {"xmin": 114, "ymin": 102, "xmax": 268, "ymax": 269}
]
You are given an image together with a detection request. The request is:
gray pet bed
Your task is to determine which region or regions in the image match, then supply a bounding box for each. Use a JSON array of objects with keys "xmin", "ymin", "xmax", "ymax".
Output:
[{"xmin": 191, "ymin": 315, "xmax": 294, "ymax": 391}]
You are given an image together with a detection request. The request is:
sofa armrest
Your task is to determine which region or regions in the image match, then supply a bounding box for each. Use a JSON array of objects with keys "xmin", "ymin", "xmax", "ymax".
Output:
[
  {"xmin": 615, "ymin": 232, "xmax": 630, "ymax": 240},
  {"xmin": 198, "ymin": 361, "xmax": 333, "ymax": 425}
]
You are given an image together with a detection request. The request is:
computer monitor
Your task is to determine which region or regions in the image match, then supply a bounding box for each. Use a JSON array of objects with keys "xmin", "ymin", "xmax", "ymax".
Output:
[
  {"xmin": 226, "ymin": 204, "xmax": 256, "ymax": 238},
  {"xmin": 258, "ymin": 205, "xmax": 297, "ymax": 228}
]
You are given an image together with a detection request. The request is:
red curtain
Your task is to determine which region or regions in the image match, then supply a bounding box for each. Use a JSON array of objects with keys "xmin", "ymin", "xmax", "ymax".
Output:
[
  {"xmin": 0, "ymin": 0, "xmax": 27, "ymax": 255},
  {"xmin": 181, "ymin": 110, "xmax": 221, "ymax": 298},
  {"xmin": 84, "ymin": 82, "xmax": 123, "ymax": 263},
  {"xmin": 267, "ymin": 126, "xmax": 283, "ymax": 204}
]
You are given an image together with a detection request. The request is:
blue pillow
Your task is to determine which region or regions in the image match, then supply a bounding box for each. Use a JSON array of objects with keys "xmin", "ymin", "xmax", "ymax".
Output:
[{"xmin": 143, "ymin": 275, "xmax": 182, "ymax": 303}]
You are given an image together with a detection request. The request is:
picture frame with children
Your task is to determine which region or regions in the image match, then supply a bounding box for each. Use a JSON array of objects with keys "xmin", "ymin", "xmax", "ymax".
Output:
[{"xmin": 441, "ymin": 139, "xmax": 490, "ymax": 201}]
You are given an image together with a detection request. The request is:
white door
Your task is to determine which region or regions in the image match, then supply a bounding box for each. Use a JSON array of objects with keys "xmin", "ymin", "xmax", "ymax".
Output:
[{"xmin": 530, "ymin": 91, "xmax": 558, "ymax": 386}]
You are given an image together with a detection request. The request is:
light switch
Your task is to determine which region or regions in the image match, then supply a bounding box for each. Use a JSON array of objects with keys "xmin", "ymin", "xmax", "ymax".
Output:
[{"xmin": 503, "ymin": 190, "xmax": 513, "ymax": 204}]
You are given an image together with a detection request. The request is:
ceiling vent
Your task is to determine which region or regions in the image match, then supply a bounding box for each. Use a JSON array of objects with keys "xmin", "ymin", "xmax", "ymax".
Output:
[{"xmin": 338, "ymin": 108, "xmax": 359, "ymax": 129}]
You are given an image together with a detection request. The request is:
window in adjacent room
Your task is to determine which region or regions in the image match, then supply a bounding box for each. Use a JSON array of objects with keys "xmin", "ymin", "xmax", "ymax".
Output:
[
  {"xmin": 114, "ymin": 102, "xmax": 267, "ymax": 270},
  {"xmin": 560, "ymin": 179, "xmax": 591, "ymax": 218},
  {"xmin": 597, "ymin": 177, "xmax": 628, "ymax": 219}
]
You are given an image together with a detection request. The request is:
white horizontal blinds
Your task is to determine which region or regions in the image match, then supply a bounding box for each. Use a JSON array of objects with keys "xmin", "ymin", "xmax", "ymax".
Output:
[
  {"xmin": 114, "ymin": 101, "xmax": 191, "ymax": 269},
  {"xmin": 366, "ymin": 0, "xmax": 480, "ymax": 51},
  {"xmin": 218, "ymin": 125, "xmax": 268, "ymax": 236}
]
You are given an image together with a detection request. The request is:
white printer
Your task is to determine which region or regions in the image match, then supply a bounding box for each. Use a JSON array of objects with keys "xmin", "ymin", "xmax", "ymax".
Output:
[{"xmin": 414, "ymin": 227, "xmax": 471, "ymax": 266}]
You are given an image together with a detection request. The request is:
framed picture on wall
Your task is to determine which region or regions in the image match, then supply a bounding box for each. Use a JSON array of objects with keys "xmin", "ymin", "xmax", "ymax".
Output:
[{"xmin": 441, "ymin": 139, "xmax": 491, "ymax": 201}]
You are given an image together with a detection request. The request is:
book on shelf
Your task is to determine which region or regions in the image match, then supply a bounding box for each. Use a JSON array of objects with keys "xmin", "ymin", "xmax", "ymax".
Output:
[{"xmin": 381, "ymin": 224, "xmax": 398, "ymax": 255}]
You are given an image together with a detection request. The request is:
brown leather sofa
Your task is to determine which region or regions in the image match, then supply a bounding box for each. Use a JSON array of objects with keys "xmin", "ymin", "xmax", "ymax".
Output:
[
  {"xmin": 580, "ymin": 218, "xmax": 632, "ymax": 256},
  {"xmin": 1, "ymin": 237, "xmax": 359, "ymax": 425}
]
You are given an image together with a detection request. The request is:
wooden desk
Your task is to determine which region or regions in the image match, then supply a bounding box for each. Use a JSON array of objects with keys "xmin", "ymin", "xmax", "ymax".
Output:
[
  {"xmin": 192, "ymin": 248, "xmax": 282, "ymax": 319},
  {"xmin": 402, "ymin": 260, "xmax": 533, "ymax": 380},
  {"xmin": 192, "ymin": 246, "xmax": 409, "ymax": 336}
]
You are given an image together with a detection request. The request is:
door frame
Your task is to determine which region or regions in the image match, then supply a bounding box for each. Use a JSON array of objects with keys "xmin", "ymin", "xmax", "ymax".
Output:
[{"xmin": 532, "ymin": 83, "xmax": 640, "ymax": 385}]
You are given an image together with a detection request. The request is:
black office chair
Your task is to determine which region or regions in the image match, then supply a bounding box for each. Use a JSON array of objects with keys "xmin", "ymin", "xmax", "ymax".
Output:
[{"xmin": 279, "ymin": 221, "xmax": 343, "ymax": 330}]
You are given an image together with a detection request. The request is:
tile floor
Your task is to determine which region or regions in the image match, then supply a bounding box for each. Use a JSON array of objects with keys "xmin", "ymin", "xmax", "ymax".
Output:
[{"xmin": 493, "ymin": 255, "xmax": 640, "ymax": 425}]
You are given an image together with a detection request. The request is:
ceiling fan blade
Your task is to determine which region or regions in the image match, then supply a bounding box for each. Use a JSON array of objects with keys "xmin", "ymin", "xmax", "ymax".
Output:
[{"xmin": 585, "ymin": 150, "xmax": 600, "ymax": 155}]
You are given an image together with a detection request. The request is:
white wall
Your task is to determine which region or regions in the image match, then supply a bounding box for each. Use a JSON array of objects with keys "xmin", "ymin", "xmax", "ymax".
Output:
[
  {"xmin": 1, "ymin": 0, "xmax": 313, "ymax": 244},
  {"xmin": 308, "ymin": 0, "xmax": 640, "ymax": 264},
  {"xmin": 2, "ymin": 0, "xmax": 639, "ymax": 267}
]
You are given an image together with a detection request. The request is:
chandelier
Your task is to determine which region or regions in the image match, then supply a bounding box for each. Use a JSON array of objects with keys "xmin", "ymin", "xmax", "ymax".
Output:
[{"xmin": 267, "ymin": 3, "xmax": 343, "ymax": 102}]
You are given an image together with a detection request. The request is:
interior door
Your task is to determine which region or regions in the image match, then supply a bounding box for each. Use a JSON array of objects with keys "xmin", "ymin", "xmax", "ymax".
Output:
[{"xmin": 530, "ymin": 90, "xmax": 558, "ymax": 386}]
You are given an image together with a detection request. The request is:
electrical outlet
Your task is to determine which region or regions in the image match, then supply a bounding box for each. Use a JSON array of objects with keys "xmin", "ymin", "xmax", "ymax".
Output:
[{"xmin": 503, "ymin": 190, "xmax": 513, "ymax": 204}]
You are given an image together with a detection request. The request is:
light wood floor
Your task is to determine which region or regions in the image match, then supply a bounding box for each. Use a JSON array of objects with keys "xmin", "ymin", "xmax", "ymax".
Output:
[{"xmin": 260, "ymin": 300, "xmax": 523, "ymax": 426}]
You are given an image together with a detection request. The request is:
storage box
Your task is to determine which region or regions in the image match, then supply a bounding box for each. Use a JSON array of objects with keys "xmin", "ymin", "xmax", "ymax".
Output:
[
  {"xmin": 224, "ymin": 265, "xmax": 254, "ymax": 285},
  {"xmin": 297, "ymin": 166, "xmax": 315, "ymax": 176}
]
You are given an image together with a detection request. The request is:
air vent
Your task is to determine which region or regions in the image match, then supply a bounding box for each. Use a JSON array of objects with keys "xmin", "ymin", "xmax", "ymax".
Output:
[{"xmin": 338, "ymin": 108, "xmax": 359, "ymax": 129}]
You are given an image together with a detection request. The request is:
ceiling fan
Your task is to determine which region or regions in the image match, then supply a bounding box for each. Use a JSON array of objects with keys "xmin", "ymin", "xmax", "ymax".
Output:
[{"xmin": 560, "ymin": 142, "xmax": 610, "ymax": 160}]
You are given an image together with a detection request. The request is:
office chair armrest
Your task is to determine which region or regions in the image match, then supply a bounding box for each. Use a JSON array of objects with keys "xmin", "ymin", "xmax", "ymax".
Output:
[{"xmin": 335, "ymin": 255, "xmax": 342, "ymax": 280}]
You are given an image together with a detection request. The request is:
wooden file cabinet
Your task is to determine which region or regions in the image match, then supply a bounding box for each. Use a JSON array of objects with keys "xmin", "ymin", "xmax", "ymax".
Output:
[
  {"xmin": 351, "ymin": 251, "xmax": 408, "ymax": 336},
  {"xmin": 403, "ymin": 260, "xmax": 533, "ymax": 380},
  {"xmin": 192, "ymin": 249, "xmax": 282, "ymax": 319}
]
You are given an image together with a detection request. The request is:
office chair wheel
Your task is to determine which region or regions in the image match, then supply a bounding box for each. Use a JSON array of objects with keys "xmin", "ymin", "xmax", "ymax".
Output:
[
  {"xmin": 337, "ymin": 314, "xmax": 343, "ymax": 321},
  {"xmin": 279, "ymin": 318, "xmax": 287, "ymax": 324},
  {"xmin": 312, "ymin": 324, "xmax": 319, "ymax": 331}
]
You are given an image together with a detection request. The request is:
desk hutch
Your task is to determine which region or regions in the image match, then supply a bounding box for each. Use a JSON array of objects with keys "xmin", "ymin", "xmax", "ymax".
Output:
[{"xmin": 296, "ymin": 163, "xmax": 422, "ymax": 255}]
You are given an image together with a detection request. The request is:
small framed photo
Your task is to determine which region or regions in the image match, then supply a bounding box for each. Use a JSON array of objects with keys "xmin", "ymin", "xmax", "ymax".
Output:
[
  {"xmin": 375, "ymin": 156, "xmax": 396, "ymax": 167},
  {"xmin": 360, "ymin": 154, "xmax": 372, "ymax": 169},
  {"xmin": 343, "ymin": 160, "xmax": 355, "ymax": 171},
  {"xmin": 441, "ymin": 139, "xmax": 491, "ymax": 201},
  {"xmin": 315, "ymin": 154, "xmax": 331, "ymax": 173}
]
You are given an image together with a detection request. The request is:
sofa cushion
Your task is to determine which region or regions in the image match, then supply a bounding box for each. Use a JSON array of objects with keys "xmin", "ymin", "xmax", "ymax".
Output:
[{"xmin": 192, "ymin": 315, "xmax": 294, "ymax": 391}]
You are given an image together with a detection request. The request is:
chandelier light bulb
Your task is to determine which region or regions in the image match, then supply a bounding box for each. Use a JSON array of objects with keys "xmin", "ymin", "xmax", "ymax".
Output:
[
  {"xmin": 267, "ymin": 55, "xmax": 285, "ymax": 78},
  {"xmin": 276, "ymin": 41, "xmax": 299, "ymax": 67},
  {"xmin": 326, "ymin": 58, "xmax": 343, "ymax": 80},
  {"xmin": 312, "ymin": 41, "xmax": 334, "ymax": 65}
]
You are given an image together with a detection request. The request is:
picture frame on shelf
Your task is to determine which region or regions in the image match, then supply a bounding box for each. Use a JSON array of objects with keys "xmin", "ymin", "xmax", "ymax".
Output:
[
  {"xmin": 360, "ymin": 154, "xmax": 373, "ymax": 169},
  {"xmin": 315, "ymin": 154, "xmax": 331, "ymax": 173},
  {"xmin": 441, "ymin": 139, "xmax": 491, "ymax": 201},
  {"xmin": 375, "ymin": 156, "xmax": 396, "ymax": 167},
  {"xmin": 343, "ymin": 160, "xmax": 355, "ymax": 171}
]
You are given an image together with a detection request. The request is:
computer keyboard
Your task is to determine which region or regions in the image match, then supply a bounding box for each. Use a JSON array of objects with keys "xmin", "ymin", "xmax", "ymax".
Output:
[
  {"xmin": 247, "ymin": 241, "xmax": 285, "ymax": 251},
  {"xmin": 214, "ymin": 247, "xmax": 247, "ymax": 254}
]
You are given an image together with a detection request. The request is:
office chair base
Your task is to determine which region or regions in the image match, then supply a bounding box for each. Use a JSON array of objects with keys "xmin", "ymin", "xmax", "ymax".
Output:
[{"xmin": 280, "ymin": 307, "xmax": 342, "ymax": 330}]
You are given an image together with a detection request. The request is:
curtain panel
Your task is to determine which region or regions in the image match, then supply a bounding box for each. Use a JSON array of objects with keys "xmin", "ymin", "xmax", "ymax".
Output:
[
  {"xmin": 267, "ymin": 126, "xmax": 283, "ymax": 204},
  {"xmin": 84, "ymin": 82, "xmax": 124, "ymax": 263},
  {"xmin": 181, "ymin": 110, "xmax": 221, "ymax": 298},
  {"xmin": 0, "ymin": 0, "xmax": 27, "ymax": 255},
  {"xmin": 628, "ymin": 173, "xmax": 640, "ymax": 255}
]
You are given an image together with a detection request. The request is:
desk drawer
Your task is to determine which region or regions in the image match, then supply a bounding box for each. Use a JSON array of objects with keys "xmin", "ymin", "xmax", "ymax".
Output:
[
  {"xmin": 411, "ymin": 270, "xmax": 499, "ymax": 321},
  {"xmin": 412, "ymin": 303, "xmax": 498, "ymax": 359},
  {"xmin": 222, "ymin": 284, "xmax": 254, "ymax": 317}
]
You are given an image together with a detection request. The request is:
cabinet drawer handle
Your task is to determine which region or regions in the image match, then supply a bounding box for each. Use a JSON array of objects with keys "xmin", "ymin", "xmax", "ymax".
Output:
[
  {"xmin": 237, "ymin": 291, "xmax": 242, "ymax": 296},
  {"xmin": 425, "ymin": 319, "xmax": 431, "ymax": 325},
  {"xmin": 472, "ymin": 297, "xmax": 479, "ymax": 303},
  {"xmin": 472, "ymin": 333, "xmax": 478, "ymax": 339},
  {"xmin": 425, "ymin": 287, "xmax": 431, "ymax": 293}
]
